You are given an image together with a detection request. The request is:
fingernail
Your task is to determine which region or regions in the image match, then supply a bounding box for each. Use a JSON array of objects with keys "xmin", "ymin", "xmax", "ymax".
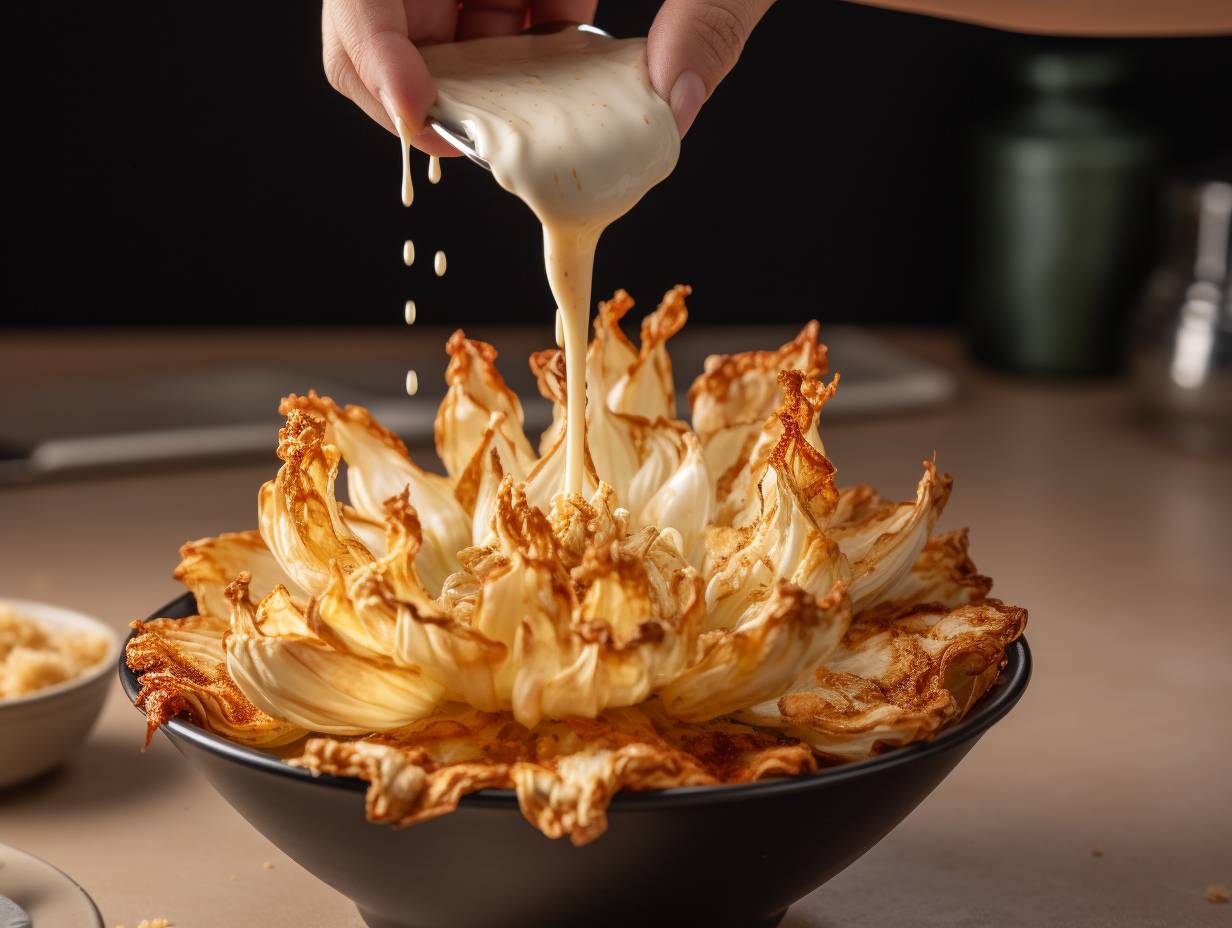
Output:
[
  {"xmin": 379, "ymin": 90, "xmax": 401, "ymax": 132},
  {"xmin": 669, "ymin": 70, "xmax": 706, "ymax": 137}
]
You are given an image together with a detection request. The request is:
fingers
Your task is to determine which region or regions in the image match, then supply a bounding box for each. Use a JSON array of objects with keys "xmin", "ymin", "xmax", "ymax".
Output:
[
  {"xmin": 530, "ymin": 0, "xmax": 599, "ymax": 26},
  {"xmin": 454, "ymin": 0, "xmax": 598, "ymax": 40},
  {"xmin": 323, "ymin": 7, "xmax": 396, "ymax": 132},
  {"xmin": 323, "ymin": 0, "xmax": 437, "ymax": 134},
  {"xmin": 321, "ymin": 0, "xmax": 600, "ymax": 152},
  {"xmin": 647, "ymin": 0, "xmax": 776, "ymax": 136},
  {"xmin": 457, "ymin": 1, "xmax": 529, "ymax": 40},
  {"xmin": 405, "ymin": 0, "xmax": 459, "ymax": 47}
]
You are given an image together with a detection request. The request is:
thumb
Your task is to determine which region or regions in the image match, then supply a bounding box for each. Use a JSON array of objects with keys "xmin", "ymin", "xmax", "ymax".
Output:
[{"xmin": 647, "ymin": 0, "xmax": 776, "ymax": 137}]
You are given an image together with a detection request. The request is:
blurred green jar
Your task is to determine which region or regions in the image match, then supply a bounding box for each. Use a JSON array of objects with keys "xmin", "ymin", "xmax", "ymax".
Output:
[{"xmin": 966, "ymin": 50, "xmax": 1161, "ymax": 375}]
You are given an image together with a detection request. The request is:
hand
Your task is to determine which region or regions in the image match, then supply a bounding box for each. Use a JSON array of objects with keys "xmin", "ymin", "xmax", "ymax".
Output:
[
  {"xmin": 647, "ymin": 0, "xmax": 776, "ymax": 136},
  {"xmin": 322, "ymin": 1, "xmax": 599, "ymax": 154},
  {"xmin": 321, "ymin": 0, "xmax": 775, "ymax": 148}
]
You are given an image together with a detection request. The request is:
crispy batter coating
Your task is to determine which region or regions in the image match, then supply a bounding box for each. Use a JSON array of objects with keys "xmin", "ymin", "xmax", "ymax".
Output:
[
  {"xmin": 294, "ymin": 704, "xmax": 815, "ymax": 845},
  {"xmin": 126, "ymin": 614, "xmax": 302, "ymax": 748},
  {"xmin": 127, "ymin": 285, "xmax": 1026, "ymax": 845},
  {"xmin": 740, "ymin": 592, "xmax": 1026, "ymax": 760}
]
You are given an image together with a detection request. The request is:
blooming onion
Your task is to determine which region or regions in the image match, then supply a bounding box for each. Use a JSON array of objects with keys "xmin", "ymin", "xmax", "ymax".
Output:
[{"xmin": 128, "ymin": 286, "xmax": 1025, "ymax": 844}]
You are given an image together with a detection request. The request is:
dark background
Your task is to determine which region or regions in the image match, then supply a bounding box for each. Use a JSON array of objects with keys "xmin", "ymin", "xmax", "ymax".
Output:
[{"xmin": 9, "ymin": 2, "xmax": 1230, "ymax": 328}]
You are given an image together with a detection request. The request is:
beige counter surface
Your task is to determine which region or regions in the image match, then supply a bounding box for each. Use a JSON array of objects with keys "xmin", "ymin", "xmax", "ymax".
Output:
[{"xmin": 1, "ymin": 329, "xmax": 1229, "ymax": 928}]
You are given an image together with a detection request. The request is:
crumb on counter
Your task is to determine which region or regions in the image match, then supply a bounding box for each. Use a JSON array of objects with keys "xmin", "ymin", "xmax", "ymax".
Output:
[
  {"xmin": 1208, "ymin": 884, "xmax": 1230, "ymax": 904},
  {"xmin": 261, "ymin": 861, "xmax": 274, "ymax": 870},
  {"xmin": 0, "ymin": 603, "xmax": 109, "ymax": 699}
]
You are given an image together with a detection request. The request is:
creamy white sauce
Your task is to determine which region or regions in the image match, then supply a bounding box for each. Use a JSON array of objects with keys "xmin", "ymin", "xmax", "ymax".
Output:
[
  {"xmin": 428, "ymin": 155, "xmax": 442, "ymax": 185},
  {"xmin": 421, "ymin": 31, "xmax": 679, "ymax": 495},
  {"xmin": 405, "ymin": 370, "xmax": 419, "ymax": 396},
  {"xmin": 402, "ymin": 240, "xmax": 415, "ymax": 266},
  {"xmin": 433, "ymin": 250, "xmax": 447, "ymax": 277},
  {"xmin": 404, "ymin": 300, "xmax": 417, "ymax": 325},
  {"xmin": 397, "ymin": 117, "xmax": 414, "ymax": 208}
]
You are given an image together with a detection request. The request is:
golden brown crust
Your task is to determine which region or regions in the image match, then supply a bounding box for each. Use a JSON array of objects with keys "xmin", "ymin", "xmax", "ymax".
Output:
[
  {"xmin": 293, "ymin": 705, "xmax": 815, "ymax": 846},
  {"xmin": 264, "ymin": 408, "xmax": 374, "ymax": 585},
  {"xmin": 615, "ymin": 285, "xmax": 691, "ymax": 420},
  {"xmin": 174, "ymin": 530, "xmax": 264, "ymax": 597},
  {"xmin": 772, "ymin": 597, "xmax": 1026, "ymax": 759},
  {"xmin": 127, "ymin": 286, "xmax": 1029, "ymax": 848},
  {"xmin": 593, "ymin": 289, "xmax": 639, "ymax": 357},
  {"xmin": 832, "ymin": 484, "xmax": 888, "ymax": 526},
  {"xmin": 452, "ymin": 428, "xmax": 501, "ymax": 517},
  {"xmin": 126, "ymin": 615, "xmax": 302, "ymax": 749},
  {"xmin": 295, "ymin": 736, "xmax": 512, "ymax": 829},
  {"xmin": 767, "ymin": 370, "xmax": 840, "ymax": 516},
  {"xmin": 529, "ymin": 347, "xmax": 566, "ymax": 405},
  {"xmin": 885, "ymin": 528, "xmax": 994, "ymax": 608},
  {"xmin": 435, "ymin": 330, "xmax": 530, "ymax": 475},
  {"xmin": 687, "ymin": 321, "xmax": 828, "ymax": 438},
  {"xmin": 174, "ymin": 529, "xmax": 304, "ymax": 620},
  {"xmin": 640, "ymin": 285, "xmax": 691, "ymax": 354},
  {"xmin": 280, "ymin": 390, "xmax": 410, "ymax": 459}
]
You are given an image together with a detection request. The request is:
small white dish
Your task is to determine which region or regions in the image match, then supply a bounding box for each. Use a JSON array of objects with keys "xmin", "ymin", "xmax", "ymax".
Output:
[
  {"xmin": 0, "ymin": 843, "xmax": 103, "ymax": 928},
  {"xmin": 0, "ymin": 598, "xmax": 119, "ymax": 789}
]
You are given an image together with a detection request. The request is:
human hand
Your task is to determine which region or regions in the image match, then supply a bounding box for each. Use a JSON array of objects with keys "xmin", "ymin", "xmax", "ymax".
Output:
[
  {"xmin": 647, "ymin": 0, "xmax": 776, "ymax": 136},
  {"xmin": 322, "ymin": 0, "xmax": 599, "ymax": 154},
  {"xmin": 321, "ymin": 0, "xmax": 775, "ymax": 148}
]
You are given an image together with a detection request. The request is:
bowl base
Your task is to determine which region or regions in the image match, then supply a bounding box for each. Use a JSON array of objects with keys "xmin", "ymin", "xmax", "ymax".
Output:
[{"xmin": 357, "ymin": 907, "xmax": 786, "ymax": 928}]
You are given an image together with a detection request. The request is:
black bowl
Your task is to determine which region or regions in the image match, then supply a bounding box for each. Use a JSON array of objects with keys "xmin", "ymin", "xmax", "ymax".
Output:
[{"xmin": 119, "ymin": 594, "xmax": 1030, "ymax": 928}]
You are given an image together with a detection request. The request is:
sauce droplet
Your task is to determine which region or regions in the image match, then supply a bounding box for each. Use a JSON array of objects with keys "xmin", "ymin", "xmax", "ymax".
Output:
[
  {"xmin": 405, "ymin": 370, "xmax": 419, "ymax": 396},
  {"xmin": 434, "ymin": 250, "xmax": 447, "ymax": 277},
  {"xmin": 428, "ymin": 155, "xmax": 442, "ymax": 185},
  {"xmin": 402, "ymin": 240, "xmax": 415, "ymax": 266},
  {"xmin": 396, "ymin": 117, "xmax": 414, "ymax": 207},
  {"xmin": 404, "ymin": 300, "xmax": 417, "ymax": 325},
  {"xmin": 555, "ymin": 308, "xmax": 564, "ymax": 348}
]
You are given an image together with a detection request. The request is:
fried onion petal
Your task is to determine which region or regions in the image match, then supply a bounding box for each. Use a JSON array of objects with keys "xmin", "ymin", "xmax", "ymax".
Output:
[{"xmin": 126, "ymin": 614, "xmax": 303, "ymax": 749}]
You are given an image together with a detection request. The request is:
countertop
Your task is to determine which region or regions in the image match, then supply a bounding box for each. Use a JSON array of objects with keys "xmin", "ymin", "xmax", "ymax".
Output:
[{"xmin": 1, "ymin": 329, "xmax": 1229, "ymax": 928}]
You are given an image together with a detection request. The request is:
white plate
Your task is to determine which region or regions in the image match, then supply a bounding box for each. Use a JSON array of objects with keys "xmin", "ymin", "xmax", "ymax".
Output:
[{"xmin": 0, "ymin": 843, "xmax": 102, "ymax": 928}]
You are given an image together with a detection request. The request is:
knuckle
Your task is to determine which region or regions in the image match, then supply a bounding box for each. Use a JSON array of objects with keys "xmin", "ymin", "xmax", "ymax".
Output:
[
  {"xmin": 343, "ymin": 28, "xmax": 398, "ymax": 94},
  {"xmin": 323, "ymin": 52, "xmax": 349, "ymax": 93},
  {"xmin": 691, "ymin": 1, "xmax": 750, "ymax": 75}
]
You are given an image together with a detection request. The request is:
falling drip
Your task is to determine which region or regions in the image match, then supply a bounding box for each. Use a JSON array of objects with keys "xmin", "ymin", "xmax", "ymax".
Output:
[
  {"xmin": 404, "ymin": 300, "xmax": 417, "ymax": 325},
  {"xmin": 396, "ymin": 117, "xmax": 413, "ymax": 207},
  {"xmin": 434, "ymin": 250, "xmax": 447, "ymax": 277},
  {"xmin": 555, "ymin": 308, "xmax": 564, "ymax": 348},
  {"xmin": 405, "ymin": 370, "xmax": 419, "ymax": 396},
  {"xmin": 428, "ymin": 156, "xmax": 442, "ymax": 184},
  {"xmin": 402, "ymin": 240, "xmax": 415, "ymax": 266}
]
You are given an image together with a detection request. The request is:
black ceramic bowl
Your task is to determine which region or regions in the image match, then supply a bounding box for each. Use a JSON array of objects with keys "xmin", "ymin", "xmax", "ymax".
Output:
[{"xmin": 120, "ymin": 594, "xmax": 1031, "ymax": 928}]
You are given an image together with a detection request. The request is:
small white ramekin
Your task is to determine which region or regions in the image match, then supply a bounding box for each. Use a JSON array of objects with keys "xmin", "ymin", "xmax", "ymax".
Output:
[{"xmin": 0, "ymin": 598, "xmax": 119, "ymax": 788}]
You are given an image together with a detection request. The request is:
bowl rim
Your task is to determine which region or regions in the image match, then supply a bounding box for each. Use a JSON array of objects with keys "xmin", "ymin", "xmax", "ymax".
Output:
[
  {"xmin": 1, "ymin": 597, "xmax": 121, "ymax": 710},
  {"xmin": 119, "ymin": 593, "xmax": 1031, "ymax": 809}
]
